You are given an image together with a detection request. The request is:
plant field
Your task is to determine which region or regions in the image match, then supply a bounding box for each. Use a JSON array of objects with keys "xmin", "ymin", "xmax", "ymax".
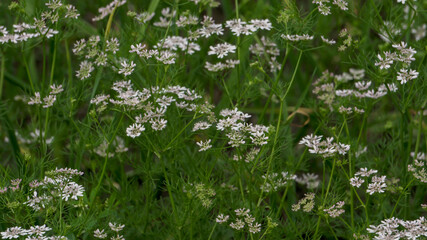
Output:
[{"xmin": 0, "ymin": 0, "xmax": 426, "ymax": 239}]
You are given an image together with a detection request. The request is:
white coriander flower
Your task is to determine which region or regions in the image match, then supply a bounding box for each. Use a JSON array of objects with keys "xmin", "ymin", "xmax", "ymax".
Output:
[
  {"xmin": 95, "ymin": 52, "xmax": 108, "ymax": 66},
  {"xmin": 76, "ymin": 60, "xmax": 94, "ymax": 80},
  {"xmin": 106, "ymin": 37, "xmax": 120, "ymax": 54},
  {"xmin": 126, "ymin": 123, "xmax": 145, "ymax": 138},
  {"xmin": 226, "ymin": 19, "xmax": 256, "ymax": 36},
  {"xmin": 396, "ymin": 68, "xmax": 418, "ymax": 84},
  {"xmin": 350, "ymin": 176, "xmax": 364, "ymax": 188},
  {"xmin": 65, "ymin": 5, "xmax": 80, "ymax": 19},
  {"xmin": 118, "ymin": 60, "xmax": 136, "ymax": 76},
  {"xmin": 355, "ymin": 168, "xmax": 378, "ymax": 177},
  {"xmin": 1, "ymin": 226, "xmax": 27, "ymax": 239},
  {"xmin": 150, "ymin": 118, "xmax": 167, "ymax": 131},
  {"xmin": 196, "ymin": 139, "xmax": 212, "ymax": 151},
  {"xmin": 192, "ymin": 121, "xmax": 212, "ymax": 131},
  {"xmin": 367, "ymin": 175, "xmax": 387, "ymax": 195},
  {"xmin": 62, "ymin": 182, "xmax": 84, "ymax": 201},
  {"xmin": 42, "ymin": 95, "xmax": 56, "ymax": 108},
  {"xmin": 208, "ymin": 43, "xmax": 236, "ymax": 59},
  {"xmin": 49, "ymin": 84, "xmax": 64, "ymax": 95},
  {"xmin": 94, "ymin": 229, "xmax": 107, "ymax": 239},
  {"xmin": 235, "ymin": 208, "xmax": 250, "ymax": 216},
  {"xmin": 248, "ymin": 222, "xmax": 261, "ymax": 233},
  {"xmin": 215, "ymin": 214, "xmax": 229, "ymax": 224},
  {"xmin": 108, "ymin": 222, "xmax": 125, "ymax": 232},
  {"xmin": 320, "ymin": 36, "xmax": 336, "ymax": 45},
  {"xmin": 374, "ymin": 54, "xmax": 393, "ymax": 70},
  {"xmin": 27, "ymin": 225, "xmax": 52, "ymax": 236},
  {"xmin": 28, "ymin": 92, "xmax": 42, "ymax": 105},
  {"xmin": 249, "ymin": 19, "xmax": 272, "ymax": 30},
  {"xmin": 229, "ymin": 219, "xmax": 245, "ymax": 230}
]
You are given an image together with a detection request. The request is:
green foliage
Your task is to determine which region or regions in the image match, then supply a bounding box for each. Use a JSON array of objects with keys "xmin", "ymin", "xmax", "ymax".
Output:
[{"xmin": 0, "ymin": 0, "xmax": 426, "ymax": 239}]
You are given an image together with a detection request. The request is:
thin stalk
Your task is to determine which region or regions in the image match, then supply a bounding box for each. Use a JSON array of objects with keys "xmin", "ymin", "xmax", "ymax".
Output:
[
  {"xmin": 326, "ymin": 218, "xmax": 338, "ymax": 240},
  {"xmin": 283, "ymin": 50, "xmax": 303, "ymax": 99},
  {"xmin": 23, "ymin": 54, "xmax": 36, "ymax": 93},
  {"xmin": 207, "ymin": 223, "xmax": 217, "ymax": 240},
  {"xmin": 256, "ymin": 99, "xmax": 284, "ymax": 207},
  {"xmin": 259, "ymin": 43, "xmax": 290, "ymax": 122},
  {"xmin": 64, "ymin": 39, "xmax": 73, "ymax": 88},
  {"xmin": 0, "ymin": 53, "xmax": 5, "ymax": 99},
  {"xmin": 90, "ymin": 3, "xmax": 118, "ymax": 100},
  {"xmin": 162, "ymin": 162, "xmax": 180, "ymax": 238},
  {"xmin": 91, "ymin": 153, "xmax": 109, "ymax": 204},
  {"xmin": 164, "ymin": 113, "xmax": 197, "ymax": 150},
  {"xmin": 42, "ymin": 40, "xmax": 46, "ymax": 94},
  {"xmin": 90, "ymin": 113, "xmax": 124, "ymax": 205},
  {"xmin": 221, "ymin": 76, "xmax": 234, "ymax": 107},
  {"xmin": 314, "ymin": 158, "xmax": 336, "ymax": 239},
  {"xmin": 389, "ymin": 178, "xmax": 415, "ymax": 217}
]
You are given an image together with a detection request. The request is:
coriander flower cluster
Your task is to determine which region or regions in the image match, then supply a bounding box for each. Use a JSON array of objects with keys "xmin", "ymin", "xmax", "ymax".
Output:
[
  {"xmin": 0, "ymin": 0, "xmax": 79, "ymax": 45},
  {"xmin": 183, "ymin": 183, "xmax": 216, "ymax": 208},
  {"xmin": 203, "ymin": 18, "xmax": 271, "ymax": 72},
  {"xmin": 260, "ymin": 171, "xmax": 296, "ymax": 193},
  {"xmin": 408, "ymin": 152, "xmax": 427, "ymax": 183},
  {"xmin": 312, "ymin": 0, "xmax": 349, "ymax": 16},
  {"xmin": 350, "ymin": 168, "xmax": 388, "ymax": 195},
  {"xmin": 299, "ymin": 134, "xmax": 350, "ymax": 157},
  {"xmin": 94, "ymin": 222, "xmax": 125, "ymax": 240},
  {"xmin": 313, "ymin": 69, "xmax": 397, "ymax": 112},
  {"xmin": 292, "ymin": 192, "xmax": 316, "ymax": 212},
  {"xmin": 216, "ymin": 108, "xmax": 270, "ymax": 147},
  {"xmin": 281, "ymin": 34, "xmax": 314, "ymax": 41},
  {"xmin": 25, "ymin": 168, "xmax": 85, "ymax": 210},
  {"xmin": 92, "ymin": 81, "xmax": 268, "ymax": 152},
  {"xmin": 0, "ymin": 178, "xmax": 22, "ymax": 193},
  {"xmin": 324, "ymin": 201, "xmax": 345, "ymax": 218},
  {"xmin": 379, "ymin": 7, "xmax": 426, "ymax": 42},
  {"xmin": 375, "ymin": 42, "xmax": 419, "ymax": 85},
  {"xmin": 216, "ymin": 208, "xmax": 262, "ymax": 234},
  {"xmin": 91, "ymin": 82, "xmax": 207, "ymax": 137},
  {"xmin": 232, "ymin": 148, "xmax": 260, "ymax": 163},
  {"xmin": 1, "ymin": 225, "xmax": 67, "ymax": 240},
  {"xmin": 367, "ymin": 216, "xmax": 427, "ymax": 239},
  {"xmin": 28, "ymin": 84, "xmax": 64, "ymax": 108},
  {"xmin": 249, "ymin": 37, "xmax": 282, "ymax": 73},
  {"xmin": 225, "ymin": 19, "xmax": 272, "ymax": 36},
  {"xmin": 128, "ymin": 11, "xmax": 155, "ymax": 25},
  {"xmin": 92, "ymin": 0, "xmax": 126, "ymax": 22}
]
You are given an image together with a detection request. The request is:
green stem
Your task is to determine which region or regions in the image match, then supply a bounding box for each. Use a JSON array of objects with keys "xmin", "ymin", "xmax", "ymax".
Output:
[
  {"xmin": 390, "ymin": 178, "xmax": 415, "ymax": 217},
  {"xmin": 90, "ymin": 113, "xmax": 124, "ymax": 205},
  {"xmin": 314, "ymin": 158, "xmax": 336, "ymax": 239},
  {"xmin": 326, "ymin": 218, "xmax": 338, "ymax": 240},
  {"xmin": 0, "ymin": 53, "xmax": 5, "ymax": 99},
  {"xmin": 207, "ymin": 223, "xmax": 217, "ymax": 240},
  {"xmin": 91, "ymin": 153, "xmax": 109, "ymax": 204},
  {"xmin": 256, "ymin": 99, "xmax": 284, "ymax": 207},
  {"xmin": 282, "ymin": 50, "xmax": 303, "ymax": 100},
  {"xmin": 164, "ymin": 113, "xmax": 197, "ymax": 151},
  {"xmin": 64, "ymin": 39, "xmax": 72, "ymax": 88}
]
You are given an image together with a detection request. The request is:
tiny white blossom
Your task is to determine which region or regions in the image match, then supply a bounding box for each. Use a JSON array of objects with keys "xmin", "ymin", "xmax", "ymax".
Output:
[
  {"xmin": 108, "ymin": 222, "xmax": 125, "ymax": 232},
  {"xmin": 215, "ymin": 214, "xmax": 229, "ymax": 224},
  {"xmin": 126, "ymin": 123, "xmax": 145, "ymax": 138},
  {"xmin": 208, "ymin": 43, "xmax": 236, "ymax": 59},
  {"xmin": 118, "ymin": 60, "xmax": 136, "ymax": 76},
  {"xmin": 196, "ymin": 139, "xmax": 212, "ymax": 151}
]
